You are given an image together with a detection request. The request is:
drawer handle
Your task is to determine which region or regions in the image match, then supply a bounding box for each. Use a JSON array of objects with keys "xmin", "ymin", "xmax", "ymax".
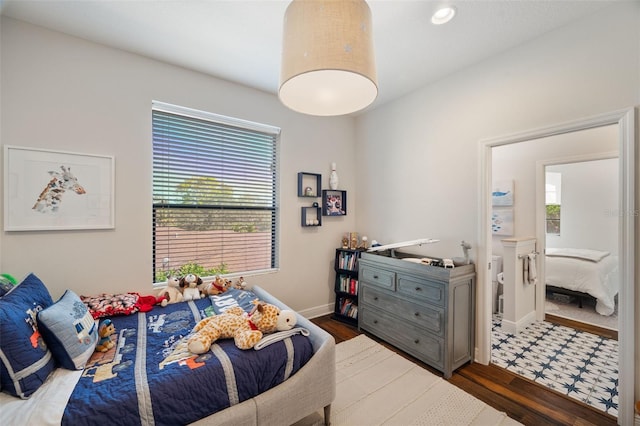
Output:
[
  {"xmin": 415, "ymin": 287, "xmax": 422, "ymax": 291},
  {"xmin": 414, "ymin": 312, "xmax": 419, "ymax": 317},
  {"xmin": 373, "ymin": 320, "xmax": 378, "ymax": 324},
  {"xmin": 374, "ymin": 296, "xmax": 379, "ymax": 301},
  {"xmin": 373, "ymin": 275, "xmax": 379, "ymax": 279},
  {"xmin": 414, "ymin": 339, "xmax": 420, "ymax": 344}
]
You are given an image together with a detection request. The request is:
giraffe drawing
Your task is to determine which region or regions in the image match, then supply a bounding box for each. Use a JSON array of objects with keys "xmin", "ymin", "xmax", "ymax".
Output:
[{"xmin": 32, "ymin": 165, "xmax": 86, "ymax": 213}]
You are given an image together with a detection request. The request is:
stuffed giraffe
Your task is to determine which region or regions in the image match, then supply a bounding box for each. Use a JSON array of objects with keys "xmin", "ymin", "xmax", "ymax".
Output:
[{"xmin": 187, "ymin": 301, "xmax": 294, "ymax": 353}]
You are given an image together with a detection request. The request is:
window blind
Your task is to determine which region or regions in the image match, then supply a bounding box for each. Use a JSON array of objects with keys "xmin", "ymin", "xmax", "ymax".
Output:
[{"xmin": 152, "ymin": 102, "xmax": 279, "ymax": 282}]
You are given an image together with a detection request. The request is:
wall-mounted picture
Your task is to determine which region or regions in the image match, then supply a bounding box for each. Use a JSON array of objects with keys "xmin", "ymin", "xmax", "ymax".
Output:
[
  {"xmin": 4, "ymin": 146, "xmax": 115, "ymax": 231},
  {"xmin": 322, "ymin": 189, "xmax": 347, "ymax": 216},
  {"xmin": 492, "ymin": 209, "xmax": 514, "ymax": 236},
  {"xmin": 492, "ymin": 180, "xmax": 514, "ymax": 206}
]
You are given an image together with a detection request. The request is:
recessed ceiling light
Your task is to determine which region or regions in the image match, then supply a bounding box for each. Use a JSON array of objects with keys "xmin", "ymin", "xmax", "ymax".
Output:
[{"xmin": 431, "ymin": 6, "xmax": 456, "ymax": 25}]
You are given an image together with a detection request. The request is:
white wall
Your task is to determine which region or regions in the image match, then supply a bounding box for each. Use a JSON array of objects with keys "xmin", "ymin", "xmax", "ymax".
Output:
[
  {"xmin": 0, "ymin": 17, "xmax": 358, "ymax": 314},
  {"xmin": 354, "ymin": 0, "xmax": 639, "ymax": 400},
  {"xmin": 546, "ymin": 158, "xmax": 618, "ymax": 254}
]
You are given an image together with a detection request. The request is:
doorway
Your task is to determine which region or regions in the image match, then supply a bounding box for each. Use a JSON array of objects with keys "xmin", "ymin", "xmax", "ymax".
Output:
[
  {"xmin": 477, "ymin": 108, "xmax": 635, "ymax": 425},
  {"xmin": 541, "ymin": 155, "xmax": 619, "ymax": 330}
]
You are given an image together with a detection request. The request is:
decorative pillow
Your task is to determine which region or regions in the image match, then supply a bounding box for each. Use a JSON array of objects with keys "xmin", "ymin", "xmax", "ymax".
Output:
[
  {"xmin": 38, "ymin": 290, "xmax": 98, "ymax": 370},
  {"xmin": 80, "ymin": 293, "xmax": 140, "ymax": 319},
  {"xmin": 0, "ymin": 273, "xmax": 56, "ymax": 398}
]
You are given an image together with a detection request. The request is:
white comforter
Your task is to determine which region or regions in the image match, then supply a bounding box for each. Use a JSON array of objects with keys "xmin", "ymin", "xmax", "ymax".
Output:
[{"xmin": 545, "ymin": 249, "xmax": 619, "ymax": 316}]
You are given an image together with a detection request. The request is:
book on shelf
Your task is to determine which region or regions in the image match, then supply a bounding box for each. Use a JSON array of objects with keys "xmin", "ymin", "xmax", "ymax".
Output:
[
  {"xmin": 338, "ymin": 297, "xmax": 358, "ymax": 319},
  {"xmin": 338, "ymin": 275, "xmax": 359, "ymax": 295},
  {"xmin": 338, "ymin": 251, "xmax": 359, "ymax": 271}
]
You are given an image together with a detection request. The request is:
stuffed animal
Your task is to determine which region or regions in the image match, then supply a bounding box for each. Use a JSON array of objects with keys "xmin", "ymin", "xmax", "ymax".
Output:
[
  {"xmin": 96, "ymin": 319, "xmax": 116, "ymax": 352},
  {"xmin": 233, "ymin": 276, "xmax": 247, "ymax": 290},
  {"xmin": 156, "ymin": 276, "xmax": 184, "ymax": 307},
  {"xmin": 200, "ymin": 275, "xmax": 230, "ymax": 296},
  {"xmin": 187, "ymin": 301, "xmax": 295, "ymax": 354},
  {"xmin": 180, "ymin": 273, "xmax": 203, "ymax": 301}
]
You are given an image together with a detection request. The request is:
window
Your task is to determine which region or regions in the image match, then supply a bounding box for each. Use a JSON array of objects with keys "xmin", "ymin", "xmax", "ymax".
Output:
[
  {"xmin": 545, "ymin": 172, "xmax": 561, "ymax": 235},
  {"xmin": 152, "ymin": 102, "xmax": 280, "ymax": 283}
]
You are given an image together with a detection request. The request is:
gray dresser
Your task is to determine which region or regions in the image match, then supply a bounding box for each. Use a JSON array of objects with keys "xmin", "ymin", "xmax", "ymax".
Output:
[{"xmin": 358, "ymin": 251, "xmax": 476, "ymax": 378}]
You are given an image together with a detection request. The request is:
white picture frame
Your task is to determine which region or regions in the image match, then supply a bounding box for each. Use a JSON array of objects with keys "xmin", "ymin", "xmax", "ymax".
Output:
[
  {"xmin": 492, "ymin": 180, "xmax": 514, "ymax": 206},
  {"xmin": 492, "ymin": 208, "xmax": 514, "ymax": 236},
  {"xmin": 4, "ymin": 146, "xmax": 115, "ymax": 231}
]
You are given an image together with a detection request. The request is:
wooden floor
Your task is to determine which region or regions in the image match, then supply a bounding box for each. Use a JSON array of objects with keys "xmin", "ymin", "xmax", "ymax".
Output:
[{"xmin": 310, "ymin": 315, "xmax": 618, "ymax": 426}]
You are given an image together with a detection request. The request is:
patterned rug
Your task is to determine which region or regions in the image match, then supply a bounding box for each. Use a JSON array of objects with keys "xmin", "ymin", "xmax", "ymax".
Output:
[
  {"xmin": 491, "ymin": 316, "xmax": 618, "ymax": 417},
  {"xmin": 296, "ymin": 334, "xmax": 521, "ymax": 426}
]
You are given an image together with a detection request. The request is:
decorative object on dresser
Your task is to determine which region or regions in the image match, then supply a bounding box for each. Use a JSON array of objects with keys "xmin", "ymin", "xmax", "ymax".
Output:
[
  {"xmin": 333, "ymin": 248, "xmax": 362, "ymax": 325},
  {"xmin": 358, "ymin": 250, "xmax": 476, "ymax": 379}
]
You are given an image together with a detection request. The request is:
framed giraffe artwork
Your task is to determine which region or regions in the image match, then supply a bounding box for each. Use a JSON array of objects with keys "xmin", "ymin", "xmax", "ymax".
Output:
[{"xmin": 4, "ymin": 146, "xmax": 114, "ymax": 231}]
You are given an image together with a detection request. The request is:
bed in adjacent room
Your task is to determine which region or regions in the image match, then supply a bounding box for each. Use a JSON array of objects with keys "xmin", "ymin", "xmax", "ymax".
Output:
[
  {"xmin": 545, "ymin": 248, "xmax": 619, "ymax": 316},
  {"xmin": 0, "ymin": 274, "xmax": 335, "ymax": 426}
]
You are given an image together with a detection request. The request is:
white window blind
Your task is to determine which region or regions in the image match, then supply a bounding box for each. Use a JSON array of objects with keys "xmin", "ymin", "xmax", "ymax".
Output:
[{"xmin": 152, "ymin": 102, "xmax": 280, "ymax": 282}]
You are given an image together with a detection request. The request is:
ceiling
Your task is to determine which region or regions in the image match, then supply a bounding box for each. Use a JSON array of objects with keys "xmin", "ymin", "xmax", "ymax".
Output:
[{"xmin": 1, "ymin": 0, "xmax": 614, "ymax": 112}]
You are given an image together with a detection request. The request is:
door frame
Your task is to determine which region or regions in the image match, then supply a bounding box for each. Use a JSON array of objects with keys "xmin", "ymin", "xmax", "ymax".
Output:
[{"xmin": 477, "ymin": 107, "xmax": 635, "ymax": 425}]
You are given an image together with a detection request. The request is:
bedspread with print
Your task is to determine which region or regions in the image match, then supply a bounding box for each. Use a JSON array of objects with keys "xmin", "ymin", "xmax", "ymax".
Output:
[{"xmin": 61, "ymin": 296, "xmax": 313, "ymax": 426}]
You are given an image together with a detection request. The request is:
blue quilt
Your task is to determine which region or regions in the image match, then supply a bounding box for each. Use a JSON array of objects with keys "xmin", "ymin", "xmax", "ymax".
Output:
[{"xmin": 62, "ymin": 294, "xmax": 313, "ymax": 426}]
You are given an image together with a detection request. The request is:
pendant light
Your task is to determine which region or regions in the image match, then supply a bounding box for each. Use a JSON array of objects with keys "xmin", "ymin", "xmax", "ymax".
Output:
[{"xmin": 279, "ymin": 0, "xmax": 378, "ymax": 116}]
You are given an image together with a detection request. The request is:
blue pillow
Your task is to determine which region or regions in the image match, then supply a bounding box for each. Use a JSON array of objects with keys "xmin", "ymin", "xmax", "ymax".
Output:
[
  {"xmin": 0, "ymin": 273, "xmax": 56, "ymax": 398},
  {"xmin": 38, "ymin": 290, "xmax": 98, "ymax": 370}
]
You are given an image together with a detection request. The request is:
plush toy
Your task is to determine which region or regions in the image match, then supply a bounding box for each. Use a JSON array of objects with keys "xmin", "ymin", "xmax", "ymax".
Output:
[
  {"xmin": 96, "ymin": 319, "xmax": 116, "ymax": 352},
  {"xmin": 180, "ymin": 273, "xmax": 204, "ymax": 301},
  {"xmin": 187, "ymin": 301, "xmax": 296, "ymax": 354},
  {"xmin": 156, "ymin": 276, "xmax": 184, "ymax": 307},
  {"xmin": 233, "ymin": 276, "xmax": 247, "ymax": 290},
  {"xmin": 201, "ymin": 275, "xmax": 231, "ymax": 296}
]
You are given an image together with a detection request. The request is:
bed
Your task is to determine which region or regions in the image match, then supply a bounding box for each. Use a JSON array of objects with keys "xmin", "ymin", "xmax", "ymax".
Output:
[
  {"xmin": 545, "ymin": 248, "xmax": 619, "ymax": 316},
  {"xmin": 0, "ymin": 275, "xmax": 335, "ymax": 426}
]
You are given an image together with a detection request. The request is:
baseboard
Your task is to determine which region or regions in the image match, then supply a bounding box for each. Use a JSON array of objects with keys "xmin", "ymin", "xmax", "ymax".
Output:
[
  {"xmin": 500, "ymin": 310, "xmax": 536, "ymax": 335},
  {"xmin": 298, "ymin": 303, "xmax": 333, "ymax": 319}
]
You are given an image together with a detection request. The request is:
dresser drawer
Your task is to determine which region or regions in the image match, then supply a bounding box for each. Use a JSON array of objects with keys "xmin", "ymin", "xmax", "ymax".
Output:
[
  {"xmin": 397, "ymin": 274, "xmax": 445, "ymax": 307},
  {"xmin": 360, "ymin": 308, "xmax": 444, "ymax": 368},
  {"xmin": 360, "ymin": 265, "xmax": 396, "ymax": 291},
  {"xmin": 361, "ymin": 286, "xmax": 444, "ymax": 336}
]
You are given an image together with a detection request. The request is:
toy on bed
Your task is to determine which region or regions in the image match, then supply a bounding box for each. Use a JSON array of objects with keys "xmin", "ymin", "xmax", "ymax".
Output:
[
  {"xmin": 233, "ymin": 276, "xmax": 247, "ymax": 290},
  {"xmin": 156, "ymin": 276, "xmax": 184, "ymax": 307},
  {"xmin": 180, "ymin": 273, "xmax": 204, "ymax": 301},
  {"xmin": 201, "ymin": 275, "xmax": 231, "ymax": 296},
  {"xmin": 95, "ymin": 319, "xmax": 116, "ymax": 352},
  {"xmin": 188, "ymin": 301, "xmax": 296, "ymax": 354}
]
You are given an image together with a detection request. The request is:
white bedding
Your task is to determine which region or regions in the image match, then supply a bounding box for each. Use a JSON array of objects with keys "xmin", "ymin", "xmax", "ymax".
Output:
[
  {"xmin": 0, "ymin": 368, "xmax": 82, "ymax": 426},
  {"xmin": 545, "ymin": 250, "xmax": 619, "ymax": 316},
  {"xmin": 545, "ymin": 248, "xmax": 610, "ymax": 262}
]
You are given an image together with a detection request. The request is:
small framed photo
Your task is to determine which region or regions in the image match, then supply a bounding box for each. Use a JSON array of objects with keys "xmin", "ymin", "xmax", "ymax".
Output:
[
  {"xmin": 4, "ymin": 146, "xmax": 115, "ymax": 231},
  {"xmin": 322, "ymin": 190, "xmax": 347, "ymax": 216}
]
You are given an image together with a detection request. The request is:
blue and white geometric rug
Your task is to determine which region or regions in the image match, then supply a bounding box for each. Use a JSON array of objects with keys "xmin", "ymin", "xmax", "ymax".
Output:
[{"xmin": 491, "ymin": 316, "xmax": 618, "ymax": 416}]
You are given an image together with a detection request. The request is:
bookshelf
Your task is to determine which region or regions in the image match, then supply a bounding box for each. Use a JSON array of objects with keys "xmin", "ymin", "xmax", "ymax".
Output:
[{"xmin": 332, "ymin": 248, "xmax": 361, "ymax": 325}]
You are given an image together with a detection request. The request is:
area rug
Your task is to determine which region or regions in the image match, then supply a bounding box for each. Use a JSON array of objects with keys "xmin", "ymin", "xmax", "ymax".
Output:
[
  {"xmin": 545, "ymin": 296, "xmax": 618, "ymax": 331},
  {"xmin": 294, "ymin": 334, "xmax": 521, "ymax": 426}
]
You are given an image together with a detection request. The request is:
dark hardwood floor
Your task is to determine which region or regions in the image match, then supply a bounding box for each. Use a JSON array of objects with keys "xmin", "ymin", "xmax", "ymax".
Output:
[{"xmin": 310, "ymin": 315, "xmax": 618, "ymax": 426}]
